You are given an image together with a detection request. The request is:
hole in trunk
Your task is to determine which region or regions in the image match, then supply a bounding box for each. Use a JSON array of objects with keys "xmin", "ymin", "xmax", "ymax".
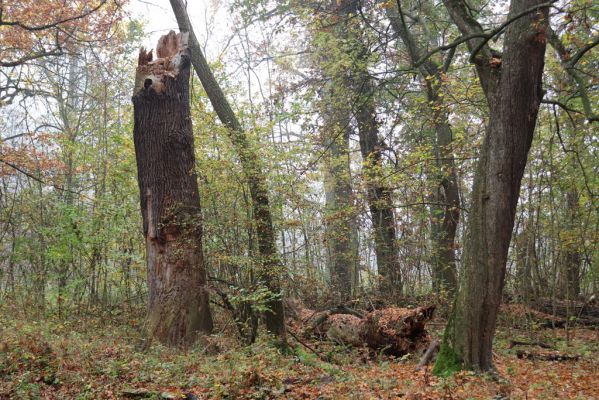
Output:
[{"xmin": 144, "ymin": 78, "xmax": 153, "ymax": 89}]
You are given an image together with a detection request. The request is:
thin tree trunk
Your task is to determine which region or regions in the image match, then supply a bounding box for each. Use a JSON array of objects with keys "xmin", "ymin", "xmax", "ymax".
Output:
[
  {"xmin": 132, "ymin": 31, "xmax": 213, "ymax": 346},
  {"xmin": 387, "ymin": 3, "xmax": 459, "ymax": 294},
  {"xmin": 354, "ymin": 78, "xmax": 402, "ymax": 297},
  {"xmin": 559, "ymin": 189, "xmax": 580, "ymax": 300},
  {"xmin": 322, "ymin": 102, "xmax": 357, "ymax": 301},
  {"xmin": 314, "ymin": 0, "xmax": 362, "ymax": 301},
  {"xmin": 169, "ymin": 0, "xmax": 286, "ymax": 339},
  {"xmin": 434, "ymin": 0, "xmax": 549, "ymax": 373}
]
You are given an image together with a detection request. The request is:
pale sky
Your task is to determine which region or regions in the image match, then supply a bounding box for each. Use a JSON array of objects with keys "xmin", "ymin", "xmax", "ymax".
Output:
[{"xmin": 128, "ymin": 0, "xmax": 233, "ymax": 60}]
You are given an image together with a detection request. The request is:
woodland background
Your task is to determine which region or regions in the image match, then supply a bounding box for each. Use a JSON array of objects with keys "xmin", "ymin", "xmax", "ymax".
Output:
[{"xmin": 0, "ymin": 0, "xmax": 597, "ymax": 398}]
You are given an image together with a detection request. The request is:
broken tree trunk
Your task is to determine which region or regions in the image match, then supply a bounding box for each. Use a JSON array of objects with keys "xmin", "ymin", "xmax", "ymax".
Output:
[
  {"xmin": 290, "ymin": 303, "xmax": 435, "ymax": 356},
  {"xmin": 132, "ymin": 31, "xmax": 213, "ymax": 346}
]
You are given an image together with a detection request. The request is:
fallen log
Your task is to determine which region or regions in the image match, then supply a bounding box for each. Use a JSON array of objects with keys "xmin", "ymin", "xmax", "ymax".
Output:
[
  {"xmin": 516, "ymin": 350, "xmax": 580, "ymax": 362},
  {"xmin": 501, "ymin": 303, "xmax": 599, "ymax": 328},
  {"xmin": 533, "ymin": 297, "xmax": 599, "ymax": 325},
  {"xmin": 287, "ymin": 301, "xmax": 435, "ymax": 356},
  {"xmin": 122, "ymin": 389, "xmax": 197, "ymax": 399},
  {"xmin": 508, "ymin": 340, "xmax": 553, "ymax": 349}
]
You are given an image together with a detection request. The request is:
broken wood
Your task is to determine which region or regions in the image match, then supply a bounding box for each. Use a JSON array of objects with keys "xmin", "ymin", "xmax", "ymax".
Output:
[
  {"xmin": 523, "ymin": 297, "xmax": 599, "ymax": 327},
  {"xmin": 508, "ymin": 339, "xmax": 553, "ymax": 349},
  {"xmin": 122, "ymin": 389, "xmax": 197, "ymax": 399},
  {"xmin": 516, "ymin": 350, "xmax": 580, "ymax": 362},
  {"xmin": 288, "ymin": 301, "xmax": 435, "ymax": 356},
  {"xmin": 501, "ymin": 303, "xmax": 599, "ymax": 329},
  {"xmin": 132, "ymin": 30, "xmax": 213, "ymax": 346}
]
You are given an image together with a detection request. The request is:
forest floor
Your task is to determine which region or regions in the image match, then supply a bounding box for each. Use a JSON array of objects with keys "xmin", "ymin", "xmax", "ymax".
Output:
[{"xmin": 1, "ymin": 303, "xmax": 598, "ymax": 399}]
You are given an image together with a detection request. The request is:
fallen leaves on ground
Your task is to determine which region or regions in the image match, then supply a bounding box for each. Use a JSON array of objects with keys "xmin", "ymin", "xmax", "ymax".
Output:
[{"xmin": 1, "ymin": 306, "xmax": 598, "ymax": 399}]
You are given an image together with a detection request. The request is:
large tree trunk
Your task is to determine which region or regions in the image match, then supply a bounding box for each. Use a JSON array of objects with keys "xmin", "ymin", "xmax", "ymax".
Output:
[
  {"xmin": 387, "ymin": 3, "xmax": 459, "ymax": 294},
  {"xmin": 168, "ymin": 0, "xmax": 286, "ymax": 339},
  {"xmin": 132, "ymin": 31, "xmax": 213, "ymax": 346},
  {"xmin": 434, "ymin": 0, "xmax": 549, "ymax": 373}
]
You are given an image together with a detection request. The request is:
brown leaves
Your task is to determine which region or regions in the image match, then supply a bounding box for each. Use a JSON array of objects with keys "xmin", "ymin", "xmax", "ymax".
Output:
[{"xmin": 0, "ymin": 0, "xmax": 124, "ymax": 68}]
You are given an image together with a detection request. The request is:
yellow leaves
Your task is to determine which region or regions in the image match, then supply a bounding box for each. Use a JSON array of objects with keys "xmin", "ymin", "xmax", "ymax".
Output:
[{"xmin": 379, "ymin": 0, "xmax": 395, "ymax": 9}]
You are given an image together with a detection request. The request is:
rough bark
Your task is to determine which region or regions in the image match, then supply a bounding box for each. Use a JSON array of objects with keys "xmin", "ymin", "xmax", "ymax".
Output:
[
  {"xmin": 132, "ymin": 31, "xmax": 213, "ymax": 346},
  {"xmin": 434, "ymin": 0, "xmax": 549, "ymax": 373},
  {"xmin": 290, "ymin": 302, "xmax": 435, "ymax": 356},
  {"xmin": 169, "ymin": 0, "xmax": 286, "ymax": 339},
  {"xmin": 387, "ymin": 3, "xmax": 459, "ymax": 294}
]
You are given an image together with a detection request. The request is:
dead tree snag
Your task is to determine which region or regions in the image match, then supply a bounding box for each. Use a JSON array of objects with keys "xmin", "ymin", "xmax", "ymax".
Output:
[{"xmin": 132, "ymin": 31, "xmax": 213, "ymax": 347}]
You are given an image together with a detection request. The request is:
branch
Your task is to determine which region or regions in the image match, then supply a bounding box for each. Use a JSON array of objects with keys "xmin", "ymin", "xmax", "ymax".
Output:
[
  {"xmin": 0, "ymin": 158, "xmax": 91, "ymax": 199},
  {"xmin": 441, "ymin": 0, "xmax": 496, "ymax": 96},
  {"xmin": 547, "ymin": 26, "xmax": 599, "ymax": 123},
  {"xmin": 567, "ymin": 34, "xmax": 599, "ymax": 68},
  {"xmin": 412, "ymin": 32, "xmax": 488, "ymax": 68},
  {"xmin": 442, "ymin": 46, "xmax": 456, "ymax": 73},
  {"xmin": 467, "ymin": 1, "xmax": 556, "ymax": 64},
  {"xmin": 0, "ymin": 0, "xmax": 107, "ymax": 32},
  {"xmin": 0, "ymin": 48, "xmax": 63, "ymax": 67},
  {"xmin": 541, "ymin": 98, "xmax": 582, "ymax": 116}
]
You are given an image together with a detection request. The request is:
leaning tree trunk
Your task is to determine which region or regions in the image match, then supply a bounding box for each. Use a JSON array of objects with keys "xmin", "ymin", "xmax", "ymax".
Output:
[
  {"xmin": 434, "ymin": 0, "xmax": 549, "ymax": 373},
  {"xmin": 132, "ymin": 31, "xmax": 213, "ymax": 346},
  {"xmin": 168, "ymin": 0, "xmax": 286, "ymax": 340}
]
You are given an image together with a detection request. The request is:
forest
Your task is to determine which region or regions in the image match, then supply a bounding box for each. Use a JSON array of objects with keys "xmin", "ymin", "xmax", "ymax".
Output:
[{"xmin": 0, "ymin": 0, "xmax": 597, "ymax": 398}]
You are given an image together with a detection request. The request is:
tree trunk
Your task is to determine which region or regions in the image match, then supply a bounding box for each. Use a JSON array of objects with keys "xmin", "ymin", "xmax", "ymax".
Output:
[
  {"xmin": 434, "ymin": 0, "xmax": 549, "ymax": 373},
  {"xmin": 355, "ymin": 79, "xmax": 402, "ymax": 297},
  {"xmin": 132, "ymin": 31, "xmax": 213, "ymax": 347},
  {"xmin": 168, "ymin": 0, "xmax": 286, "ymax": 340},
  {"xmin": 515, "ymin": 220, "xmax": 536, "ymax": 302},
  {"xmin": 427, "ymin": 95, "xmax": 460, "ymax": 294},
  {"xmin": 559, "ymin": 189, "xmax": 580, "ymax": 300},
  {"xmin": 387, "ymin": 3, "xmax": 459, "ymax": 294},
  {"xmin": 315, "ymin": 0, "xmax": 362, "ymax": 302},
  {"xmin": 317, "ymin": 0, "xmax": 403, "ymax": 298},
  {"xmin": 322, "ymin": 101, "xmax": 357, "ymax": 301}
]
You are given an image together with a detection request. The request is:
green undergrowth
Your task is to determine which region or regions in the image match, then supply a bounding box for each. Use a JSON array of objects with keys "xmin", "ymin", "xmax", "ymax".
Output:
[
  {"xmin": 0, "ymin": 308, "xmax": 356, "ymax": 399},
  {"xmin": 2, "ymin": 304, "xmax": 598, "ymax": 399},
  {"xmin": 432, "ymin": 342, "xmax": 463, "ymax": 377}
]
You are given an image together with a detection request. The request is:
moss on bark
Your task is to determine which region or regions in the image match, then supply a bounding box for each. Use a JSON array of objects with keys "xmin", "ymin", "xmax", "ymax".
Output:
[{"xmin": 432, "ymin": 340, "xmax": 462, "ymax": 376}]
